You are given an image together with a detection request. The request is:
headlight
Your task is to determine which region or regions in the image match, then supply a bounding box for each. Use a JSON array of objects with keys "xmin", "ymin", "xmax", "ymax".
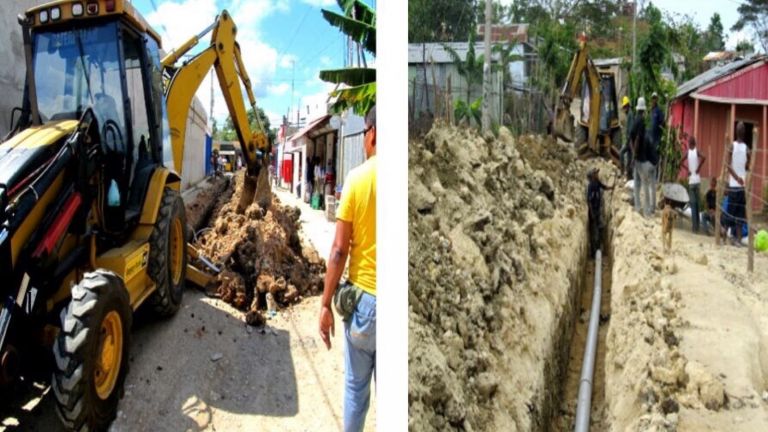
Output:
[
  {"xmin": 39, "ymin": 10, "xmax": 48, "ymax": 23},
  {"xmin": 72, "ymin": 3, "xmax": 83, "ymax": 16},
  {"xmin": 50, "ymin": 7, "xmax": 61, "ymax": 21}
]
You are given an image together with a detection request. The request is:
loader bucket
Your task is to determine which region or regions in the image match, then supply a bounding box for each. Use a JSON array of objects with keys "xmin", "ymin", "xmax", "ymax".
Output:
[{"xmin": 553, "ymin": 105, "xmax": 575, "ymax": 142}]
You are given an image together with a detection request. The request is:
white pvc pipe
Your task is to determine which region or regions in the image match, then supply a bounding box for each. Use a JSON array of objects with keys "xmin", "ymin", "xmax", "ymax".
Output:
[{"xmin": 575, "ymin": 249, "xmax": 602, "ymax": 432}]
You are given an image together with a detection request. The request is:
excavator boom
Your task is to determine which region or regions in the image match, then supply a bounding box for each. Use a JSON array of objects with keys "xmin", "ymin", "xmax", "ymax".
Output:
[{"xmin": 163, "ymin": 10, "xmax": 270, "ymax": 209}]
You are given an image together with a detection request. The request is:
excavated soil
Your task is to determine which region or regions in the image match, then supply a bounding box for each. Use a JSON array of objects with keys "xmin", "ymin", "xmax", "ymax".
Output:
[
  {"xmin": 605, "ymin": 195, "xmax": 768, "ymax": 431},
  {"xmin": 190, "ymin": 172, "xmax": 326, "ymax": 326},
  {"xmin": 408, "ymin": 123, "xmax": 617, "ymax": 431},
  {"xmin": 186, "ymin": 176, "xmax": 231, "ymax": 231}
]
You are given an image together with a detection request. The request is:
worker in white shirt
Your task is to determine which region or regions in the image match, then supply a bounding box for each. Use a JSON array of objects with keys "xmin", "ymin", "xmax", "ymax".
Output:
[
  {"xmin": 726, "ymin": 122, "xmax": 751, "ymax": 246},
  {"xmin": 682, "ymin": 136, "xmax": 706, "ymax": 233}
]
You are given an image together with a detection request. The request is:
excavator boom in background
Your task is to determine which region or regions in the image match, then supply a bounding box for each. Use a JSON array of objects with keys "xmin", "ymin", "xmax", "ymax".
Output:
[
  {"xmin": 0, "ymin": 1, "xmax": 269, "ymax": 430},
  {"xmin": 553, "ymin": 36, "xmax": 621, "ymax": 165}
]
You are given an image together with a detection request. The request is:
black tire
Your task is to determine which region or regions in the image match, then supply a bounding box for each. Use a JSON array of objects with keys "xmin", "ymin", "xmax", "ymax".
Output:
[
  {"xmin": 147, "ymin": 188, "xmax": 187, "ymax": 317},
  {"xmin": 52, "ymin": 270, "xmax": 132, "ymax": 432}
]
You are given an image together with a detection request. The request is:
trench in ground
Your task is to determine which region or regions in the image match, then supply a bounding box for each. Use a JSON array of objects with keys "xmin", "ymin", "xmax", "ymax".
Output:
[{"xmin": 549, "ymin": 210, "xmax": 615, "ymax": 431}]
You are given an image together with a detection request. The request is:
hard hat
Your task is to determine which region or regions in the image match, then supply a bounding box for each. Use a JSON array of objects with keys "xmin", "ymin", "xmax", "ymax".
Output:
[
  {"xmin": 756, "ymin": 229, "xmax": 768, "ymax": 252},
  {"xmin": 622, "ymin": 96, "xmax": 630, "ymax": 107},
  {"xmin": 636, "ymin": 97, "xmax": 647, "ymax": 111},
  {"xmin": 651, "ymin": 91, "xmax": 659, "ymax": 99}
]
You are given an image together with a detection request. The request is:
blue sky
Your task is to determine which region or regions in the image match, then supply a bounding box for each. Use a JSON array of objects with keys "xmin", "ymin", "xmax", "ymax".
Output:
[{"xmin": 129, "ymin": 0, "xmax": 375, "ymax": 130}]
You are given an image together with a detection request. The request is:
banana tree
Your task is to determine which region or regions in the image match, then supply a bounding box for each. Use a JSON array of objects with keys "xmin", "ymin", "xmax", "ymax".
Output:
[{"xmin": 319, "ymin": 0, "xmax": 376, "ymax": 115}]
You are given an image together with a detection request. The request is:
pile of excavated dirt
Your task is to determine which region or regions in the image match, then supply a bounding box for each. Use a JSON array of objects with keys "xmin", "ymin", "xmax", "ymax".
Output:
[
  {"xmin": 408, "ymin": 123, "xmax": 617, "ymax": 431},
  {"xmin": 605, "ymin": 198, "xmax": 768, "ymax": 431},
  {"xmin": 185, "ymin": 176, "xmax": 231, "ymax": 231},
  {"xmin": 192, "ymin": 172, "xmax": 326, "ymax": 326}
]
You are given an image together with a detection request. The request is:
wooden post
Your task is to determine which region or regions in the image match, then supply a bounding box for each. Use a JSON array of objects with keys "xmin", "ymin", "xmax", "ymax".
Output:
[
  {"xmin": 715, "ymin": 133, "xmax": 729, "ymax": 246},
  {"xmin": 430, "ymin": 58, "xmax": 440, "ymax": 122},
  {"xmin": 446, "ymin": 75, "xmax": 453, "ymax": 124},
  {"xmin": 747, "ymin": 127, "xmax": 758, "ymax": 272}
]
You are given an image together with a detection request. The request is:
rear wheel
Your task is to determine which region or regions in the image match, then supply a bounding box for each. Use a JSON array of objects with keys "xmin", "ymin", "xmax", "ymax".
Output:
[
  {"xmin": 147, "ymin": 188, "xmax": 187, "ymax": 317},
  {"xmin": 52, "ymin": 270, "xmax": 132, "ymax": 431}
]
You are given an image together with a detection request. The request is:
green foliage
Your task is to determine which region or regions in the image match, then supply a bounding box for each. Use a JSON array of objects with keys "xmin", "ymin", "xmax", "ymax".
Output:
[
  {"xmin": 736, "ymin": 39, "xmax": 756, "ymax": 54},
  {"xmin": 704, "ymin": 13, "xmax": 726, "ymax": 52},
  {"xmin": 454, "ymin": 97, "xmax": 482, "ymax": 127},
  {"xmin": 442, "ymin": 31, "xmax": 485, "ymax": 102},
  {"xmin": 732, "ymin": 0, "xmax": 768, "ymax": 53},
  {"xmin": 659, "ymin": 124, "xmax": 683, "ymax": 182},
  {"xmin": 319, "ymin": 0, "xmax": 376, "ymax": 116},
  {"xmin": 215, "ymin": 107, "xmax": 275, "ymax": 145},
  {"xmin": 408, "ymin": 0, "xmax": 475, "ymax": 43}
]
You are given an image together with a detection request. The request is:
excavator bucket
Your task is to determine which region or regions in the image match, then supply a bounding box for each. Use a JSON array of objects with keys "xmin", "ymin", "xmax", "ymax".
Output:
[
  {"xmin": 553, "ymin": 102, "xmax": 575, "ymax": 142},
  {"xmin": 238, "ymin": 157, "xmax": 272, "ymax": 213}
]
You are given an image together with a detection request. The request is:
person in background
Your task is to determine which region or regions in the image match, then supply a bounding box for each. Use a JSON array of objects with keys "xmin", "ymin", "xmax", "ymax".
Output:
[
  {"xmin": 319, "ymin": 106, "xmax": 377, "ymax": 432},
  {"xmin": 682, "ymin": 136, "xmax": 706, "ymax": 233},
  {"xmin": 619, "ymin": 96, "xmax": 634, "ymax": 179},
  {"xmin": 726, "ymin": 122, "xmax": 750, "ymax": 246},
  {"xmin": 587, "ymin": 167, "xmax": 614, "ymax": 257},
  {"xmin": 701, "ymin": 177, "xmax": 718, "ymax": 235},
  {"xmin": 649, "ymin": 92, "xmax": 664, "ymax": 191},
  {"xmin": 631, "ymin": 97, "xmax": 655, "ymax": 216}
]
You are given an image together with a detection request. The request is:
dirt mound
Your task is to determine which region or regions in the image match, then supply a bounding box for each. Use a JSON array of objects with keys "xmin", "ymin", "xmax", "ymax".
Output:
[
  {"xmin": 408, "ymin": 123, "xmax": 614, "ymax": 431},
  {"xmin": 185, "ymin": 176, "xmax": 231, "ymax": 231},
  {"xmin": 192, "ymin": 172, "xmax": 326, "ymax": 325}
]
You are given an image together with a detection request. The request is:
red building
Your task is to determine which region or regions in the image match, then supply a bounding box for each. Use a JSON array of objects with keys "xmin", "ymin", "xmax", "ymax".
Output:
[{"xmin": 669, "ymin": 56, "xmax": 768, "ymax": 210}]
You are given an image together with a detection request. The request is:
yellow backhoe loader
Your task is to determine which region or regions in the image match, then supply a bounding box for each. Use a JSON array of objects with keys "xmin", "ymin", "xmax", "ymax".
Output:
[
  {"xmin": 0, "ymin": 1, "xmax": 269, "ymax": 429},
  {"xmin": 553, "ymin": 37, "xmax": 621, "ymax": 165}
]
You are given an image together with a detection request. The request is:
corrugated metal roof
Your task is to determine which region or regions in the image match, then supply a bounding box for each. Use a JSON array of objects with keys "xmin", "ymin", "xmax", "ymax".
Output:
[
  {"xmin": 593, "ymin": 57, "xmax": 623, "ymax": 67},
  {"xmin": 408, "ymin": 42, "xmax": 505, "ymax": 64},
  {"xmin": 675, "ymin": 56, "xmax": 765, "ymax": 98}
]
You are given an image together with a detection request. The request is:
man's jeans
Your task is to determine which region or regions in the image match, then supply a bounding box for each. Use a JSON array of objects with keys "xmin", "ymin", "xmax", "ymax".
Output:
[
  {"xmin": 344, "ymin": 292, "xmax": 376, "ymax": 432},
  {"xmin": 634, "ymin": 161, "xmax": 656, "ymax": 216},
  {"xmin": 688, "ymin": 183, "xmax": 701, "ymax": 233}
]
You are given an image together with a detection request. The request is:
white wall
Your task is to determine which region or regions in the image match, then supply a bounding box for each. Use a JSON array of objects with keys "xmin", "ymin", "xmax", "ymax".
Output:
[{"xmin": 181, "ymin": 98, "xmax": 209, "ymax": 189}]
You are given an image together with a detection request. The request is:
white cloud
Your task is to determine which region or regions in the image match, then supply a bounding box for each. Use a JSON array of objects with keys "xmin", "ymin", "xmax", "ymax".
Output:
[
  {"xmin": 268, "ymin": 83, "xmax": 291, "ymax": 96},
  {"xmin": 319, "ymin": 55, "xmax": 332, "ymax": 66},
  {"xmin": 279, "ymin": 54, "xmax": 299, "ymax": 69},
  {"xmin": 299, "ymin": 0, "xmax": 337, "ymax": 7},
  {"xmin": 148, "ymin": 0, "xmax": 284, "ymax": 123}
]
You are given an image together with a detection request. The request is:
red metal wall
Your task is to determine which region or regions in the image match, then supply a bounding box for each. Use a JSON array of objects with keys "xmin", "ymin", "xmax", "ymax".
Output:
[
  {"xmin": 699, "ymin": 62, "xmax": 768, "ymax": 101},
  {"xmin": 670, "ymin": 98, "xmax": 766, "ymax": 211}
]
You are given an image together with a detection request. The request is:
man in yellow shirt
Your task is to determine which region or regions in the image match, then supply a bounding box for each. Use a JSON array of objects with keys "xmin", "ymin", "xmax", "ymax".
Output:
[{"xmin": 319, "ymin": 106, "xmax": 376, "ymax": 432}]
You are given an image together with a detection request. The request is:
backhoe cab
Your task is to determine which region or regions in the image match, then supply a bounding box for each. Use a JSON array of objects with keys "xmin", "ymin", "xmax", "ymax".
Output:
[
  {"xmin": 0, "ymin": 1, "xmax": 267, "ymax": 430},
  {"xmin": 553, "ymin": 36, "xmax": 621, "ymax": 165}
]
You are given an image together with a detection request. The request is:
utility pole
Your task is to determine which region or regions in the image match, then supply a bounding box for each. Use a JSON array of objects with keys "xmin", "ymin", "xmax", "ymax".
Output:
[
  {"xmin": 632, "ymin": 0, "xmax": 636, "ymax": 74},
  {"xmin": 290, "ymin": 60, "xmax": 295, "ymax": 126},
  {"xmin": 209, "ymin": 69, "xmax": 214, "ymax": 125},
  {"xmin": 482, "ymin": 0, "xmax": 492, "ymax": 133}
]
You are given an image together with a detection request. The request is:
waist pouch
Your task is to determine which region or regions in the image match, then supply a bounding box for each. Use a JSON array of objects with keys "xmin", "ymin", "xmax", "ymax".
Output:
[{"xmin": 333, "ymin": 281, "xmax": 363, "ymax": 322}]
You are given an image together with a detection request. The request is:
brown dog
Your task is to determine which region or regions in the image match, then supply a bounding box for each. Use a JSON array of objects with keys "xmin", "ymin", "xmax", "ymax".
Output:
[{"xmin": 661, "ymin": 202, "xmax": 676, "ymax": 252}]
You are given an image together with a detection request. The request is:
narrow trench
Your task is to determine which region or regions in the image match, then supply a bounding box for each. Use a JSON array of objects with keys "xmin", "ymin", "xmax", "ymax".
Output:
[{"xmin": 551, "ymin": 215, "xmax": 615, "ymax": 431}]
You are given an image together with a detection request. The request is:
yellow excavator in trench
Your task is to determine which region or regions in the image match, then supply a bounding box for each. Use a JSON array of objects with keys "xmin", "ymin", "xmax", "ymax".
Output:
[
  {"xmin": 553, "ymin": 36, "xmax": 621, "ymax": 165},
  {"xmin": 0, "ymin": 1, "xmax": 268, "ymax": 429}
]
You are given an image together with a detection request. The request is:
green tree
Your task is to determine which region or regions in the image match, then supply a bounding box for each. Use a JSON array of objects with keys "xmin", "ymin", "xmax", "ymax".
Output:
[
  {"xmin": 215, "ymin": 107, "xmax": 275, "ymax": 145},
  {"xmin": 732, "ymin": 0, "xmax": 768, "ymax": 53},
  {"xmin": 634, "ymin": 3, "xmax": 674, "ymax": 99},
  {"xmin": 408, "ymin": 0, "xmax": 475, "ymax": 43},
  {"xmin": 704, "ymin": 13, "xmax": 725, "ymax": 51},
  {"xmin": 736, "ymin": 39, "xmax": 756, "ymax": 55},
  {"xmin": 319, "ymin": 0, "xmax": 376, "ymax": 115}
]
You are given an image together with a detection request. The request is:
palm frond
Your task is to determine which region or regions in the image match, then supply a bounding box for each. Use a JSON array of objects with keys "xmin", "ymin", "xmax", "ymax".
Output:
[
  {"xmin": 321, "ymin": 10, "xmax": 376, "ymax": 54},
  {"xmin": 319, "ymin": 68, "xmax": 376, "ymax": 86}
]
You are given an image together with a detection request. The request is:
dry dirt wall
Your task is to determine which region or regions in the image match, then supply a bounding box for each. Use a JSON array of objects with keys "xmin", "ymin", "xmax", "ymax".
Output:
[
  {"xmin": 605, "ymin": 195, "xmax": 768, "ymax": 431},
  {"xmin": 408, "ymin": 125, "xmax": 603, "ymax": 431}
]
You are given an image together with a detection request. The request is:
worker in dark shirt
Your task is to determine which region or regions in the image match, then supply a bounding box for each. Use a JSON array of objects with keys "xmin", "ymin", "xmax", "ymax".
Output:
[
  {"xmin": 650, "ymin": 92, "xmax": 665, "ymax": 151},
  {"xmin": 587, "ymin": 167, "xmax": 614, "ymax": 258},
  {"xmin": 701, "ymin": 177, "xmax": 718, "ymax": 235}
]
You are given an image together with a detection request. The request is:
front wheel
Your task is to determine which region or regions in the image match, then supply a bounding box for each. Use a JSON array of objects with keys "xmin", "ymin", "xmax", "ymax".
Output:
[
  {"xmin": 52, "ymin": 270, "xmax": 132, "ymax": 431},
  {"xmin": 147, "ymin": 188, "xmax": 187, "ymax": 317}
]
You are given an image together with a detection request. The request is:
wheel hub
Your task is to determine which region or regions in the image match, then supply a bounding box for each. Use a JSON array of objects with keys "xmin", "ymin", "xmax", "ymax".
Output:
[{"xmin": 94, "ymin": 310, "xmax": 123, "ymax": 400}]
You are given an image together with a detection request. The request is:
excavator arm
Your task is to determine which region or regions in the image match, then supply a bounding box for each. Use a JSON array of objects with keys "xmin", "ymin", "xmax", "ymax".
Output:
[
  {"xmin": 553, "ymin": 39, "xmax": 601, "ymax": 148},
  {"xmin": 163, "ymin": 10, "xmax": 269, "ymax": 180}
]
